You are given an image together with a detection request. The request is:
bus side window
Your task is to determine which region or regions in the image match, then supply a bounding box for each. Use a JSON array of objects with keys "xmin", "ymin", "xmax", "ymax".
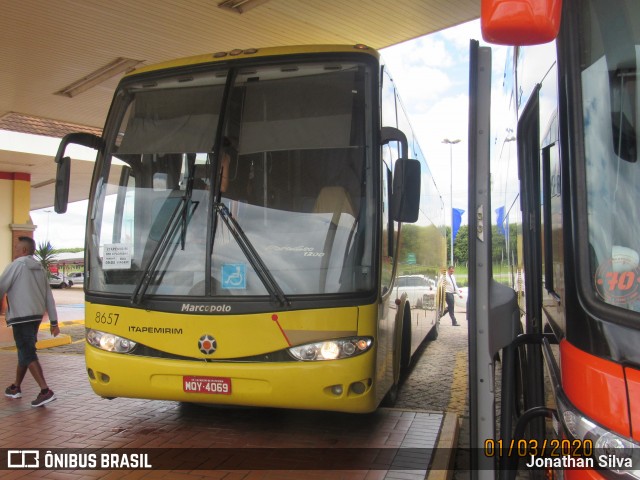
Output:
[
  {"xmin": 610, "ymin": 69, "xmax": 637, "ymax": 163},
  {"xmin": 381, "ymin": 161, "xmax": 393, "ymax": 295}
]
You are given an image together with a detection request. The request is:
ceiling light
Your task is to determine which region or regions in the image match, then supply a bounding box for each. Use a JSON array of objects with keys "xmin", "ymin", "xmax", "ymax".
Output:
[
  {"xmin": 218, "ymin": 0, "xmax": 271, "ymax": 14},
  {"xmin": 55, "ymin": 57, "xmax": 143, "ymax": 98},
  {"xmin": 32, "ymin": 179, "xmax": 56, "ymax": 189}
]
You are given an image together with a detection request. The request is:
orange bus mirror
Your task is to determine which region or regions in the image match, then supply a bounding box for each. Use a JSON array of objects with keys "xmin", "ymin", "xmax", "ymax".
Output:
[{"xmin": 481, "ymin": 0, "xmax": 562, "ymax": 45}]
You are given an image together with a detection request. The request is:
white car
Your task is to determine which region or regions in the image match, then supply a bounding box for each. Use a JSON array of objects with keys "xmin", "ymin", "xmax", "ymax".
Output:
[
  {"xmin": 395, "ymin": 274, "xmax": 437, "ymax": 309},
  {"xmin": 69, "ymin": 272, "xmax": 85, "ymax": 284},
  {"xmin": 455, "ymin": 287, "xmax": 468, "ymax": 309},
  {"xmin": 49, "ymin": 274, "xmax": 72, "ymax": 288}
]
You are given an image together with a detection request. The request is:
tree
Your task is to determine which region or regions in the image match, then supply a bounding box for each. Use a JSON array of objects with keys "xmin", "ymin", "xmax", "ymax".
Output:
[
  {"xmin": 34, "ymin": 242, "xmax": 58, "ymax": 278},
  {"xmin": 397, "ymin": 224, "xmax": 447, "ymax": 277},
  {"xmin": 453, "ymin": 225, "xmax": 469, "ymax": 265}
]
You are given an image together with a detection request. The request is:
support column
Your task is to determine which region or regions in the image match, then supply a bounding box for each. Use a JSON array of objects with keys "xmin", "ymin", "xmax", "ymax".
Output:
[
  {"xmin": 0, "ymin": 171, "xmax": 36, "ymax": 267},
  {"xmin": 1, "ymin": 171, "xmax": 36, "ymax": 319},
  {"xmin": 1, "ymin": 172, "xmax": 36, "ymax": 335}
]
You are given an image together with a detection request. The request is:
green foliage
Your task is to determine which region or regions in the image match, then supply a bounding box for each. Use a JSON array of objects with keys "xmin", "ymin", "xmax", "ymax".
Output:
[
  {"xmin": 445, "ymin": 222, "xmax": 520, "ymax": 267},
  {"xmin": 34, "ymin": 242, "xmax": 58, "ymax": 277},
  {"xmin": 398, "ymin": 224, "xmax": 447, "ymax": 277},
  {"xmin": 55, "ymin": 247, "xmax": 84, "ymax": 254},
  {"xmin": 491, "ymin": 223, "xmax": 519, "ymax": 265},
  {"xmin": 396, "ymin": 221, "xmax": 521, "ymax": 283},
  {"xmin": 453, "ymin": 225, "xmax": 469, "ymax": 265}
]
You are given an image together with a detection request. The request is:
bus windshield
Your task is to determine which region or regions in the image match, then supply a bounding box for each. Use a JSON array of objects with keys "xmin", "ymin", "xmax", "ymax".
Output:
[
  {"xmin": 88, "ymin": 60, "xmax": 375, "ymax": 300},
  {"xmin": 581, "ymin": 0, "xmax": 640, "ymax": 313}
]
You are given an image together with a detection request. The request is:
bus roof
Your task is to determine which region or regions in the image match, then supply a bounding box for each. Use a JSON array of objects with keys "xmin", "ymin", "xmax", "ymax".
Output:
[{"xmin": 128, "ymin": 44, "xmax": 381, "ymax": 77}]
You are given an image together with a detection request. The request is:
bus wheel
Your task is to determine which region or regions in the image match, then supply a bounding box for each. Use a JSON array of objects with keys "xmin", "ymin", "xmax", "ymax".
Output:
[
  {"xmin": 426, "ymin": 319, "xmax": 439, "ymax": 341},
  {"xmin": 400, "ymin": 307, "xmax": 412, "ymax": 370},
  {"xmin": 382, "ymin": 383, "xmax": 398, "ymax": 407}
]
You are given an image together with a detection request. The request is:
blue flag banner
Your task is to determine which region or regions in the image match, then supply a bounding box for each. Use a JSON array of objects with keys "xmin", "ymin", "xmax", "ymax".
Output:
[
  {"xmin": 495, "ymin": 206, "xmax": 506, "ymax": 236},
  {"xmin": 504, "ymin": 210, "xmax": 509, "ymax": 246},
  {"xmin": 452, "ymin": 208, "xmax": 465, "ymax": 244}
]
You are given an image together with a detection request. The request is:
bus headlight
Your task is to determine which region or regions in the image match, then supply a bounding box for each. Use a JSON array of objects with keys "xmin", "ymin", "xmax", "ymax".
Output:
[
  {"xmin": 86, "ymin": 328, "xmax": 137, "ymax": 353},
  {"xmin": 287, "ymin": 337, "xmax": 372, "ymax": 361},
  {"xmin": 557, "ymin": 394, "xmax": 640, "ymax": 477}
]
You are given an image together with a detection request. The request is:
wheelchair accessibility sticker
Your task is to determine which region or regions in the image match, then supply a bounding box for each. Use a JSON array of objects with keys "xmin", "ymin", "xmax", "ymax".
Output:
[{"xmin": 221, "ymin": 263, "xmax": 246, "ymax": 289}]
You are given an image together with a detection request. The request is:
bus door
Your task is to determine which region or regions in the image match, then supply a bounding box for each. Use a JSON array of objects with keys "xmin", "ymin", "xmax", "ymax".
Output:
[
  {"xmin": 516, "ymin": 85, "xmax": 548, "ymax": 448},
  {"xmin": 468, "ymin": 40, "xmax": 521, "ymax": 479},
  {"xmin": 469, "ymin": 1, "xmax": 565, "ymax": 478}
]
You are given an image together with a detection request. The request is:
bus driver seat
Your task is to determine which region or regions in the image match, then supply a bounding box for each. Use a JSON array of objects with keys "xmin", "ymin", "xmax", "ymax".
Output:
[
  {"xmin": 313, "ymin": 186, "xmax": 357, "ymax": 292},
  {"xmin": 313, "ymin": 186, "xmax": 355, "ymax": 225}
]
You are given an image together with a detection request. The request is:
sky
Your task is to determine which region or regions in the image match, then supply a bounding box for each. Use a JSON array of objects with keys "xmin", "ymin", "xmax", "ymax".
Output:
[{"xmin": 25, "ymin": 19, "xmax": 506, "ymax": 249}]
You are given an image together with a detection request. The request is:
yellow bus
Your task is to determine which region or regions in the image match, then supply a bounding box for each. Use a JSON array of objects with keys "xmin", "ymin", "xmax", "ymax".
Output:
[{"xmin": 54, "ymin": 44, "xmax": 446, "ymax": 413}]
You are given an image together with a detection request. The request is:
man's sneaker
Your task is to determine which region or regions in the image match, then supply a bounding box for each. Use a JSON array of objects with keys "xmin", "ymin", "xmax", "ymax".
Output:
[
  {"xmin": 5, "ymin": 385, "xmax": 21, "ymax": 399},
  {"xmin": 31, "ymin": 389, "xmax": 56, "ymax": 407}
]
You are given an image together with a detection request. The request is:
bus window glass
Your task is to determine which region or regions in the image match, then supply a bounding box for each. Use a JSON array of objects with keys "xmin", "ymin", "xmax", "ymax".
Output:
[
  {"xmin": 88, "ymin": 61, "xmax": 375, "ymax": 297},
  {"xmin": 581, "ymin": 0, "xmax": 640, "ymax": 312},
  {"xmin": 380, "ymin": 62, "xmax": 446, "ymax": 283}
]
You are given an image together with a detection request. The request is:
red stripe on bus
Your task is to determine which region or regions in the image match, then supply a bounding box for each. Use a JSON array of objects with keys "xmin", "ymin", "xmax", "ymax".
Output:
[{"xmin": 560, "ymin": 339, "xmax": 630, "ymax": 437}]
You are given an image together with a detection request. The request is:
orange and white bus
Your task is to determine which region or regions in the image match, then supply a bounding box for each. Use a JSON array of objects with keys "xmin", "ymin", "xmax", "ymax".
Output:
[{"xmin": 470, "ymin": 0, "xmax": 640, "ymax": 478}]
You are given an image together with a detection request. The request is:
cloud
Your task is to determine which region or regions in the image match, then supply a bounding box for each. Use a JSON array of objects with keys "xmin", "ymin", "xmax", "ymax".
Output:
[
  {"xmin": 441, "ymin": 20, "xmax": 483, "ymax": 49},
  {"xmin": 31, "ymin": 200, "xmax": 87, "ymax": 249},
  {"xmin": 380, "ymin": 19, "xmax": 514, "ymax": 225}
]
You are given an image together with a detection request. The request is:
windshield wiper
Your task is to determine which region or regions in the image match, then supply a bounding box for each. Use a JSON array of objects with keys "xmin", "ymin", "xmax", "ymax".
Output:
[
  {"xmin": 215, "ymin": 202, "xmax": 290, "ymax": 307},
  {"xmin": 131, "ymin": 196, "xmax": 186, "ymax": 305},
  {"xmin": 180, "ymin": 155, "xmax": 197, "ymax": 250},
  {"xmin": 132, "ymin": 156, "xmax": 199, "ymax": 305},
  {"xmin": 132, "ymin": 196, "xmax": 198, "ymax": 306}
]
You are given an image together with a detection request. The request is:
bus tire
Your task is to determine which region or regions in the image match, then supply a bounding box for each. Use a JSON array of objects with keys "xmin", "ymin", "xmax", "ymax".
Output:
[
  {"xmin": 426, "ymin": 319, "xmax": 439, "ymax": 341},
  {"xmin": 381, "ymin": 383, "xmax": 398, "ymax": 407},
  {"xmin": 400, "ymin": 306, "xmax": 412, "ymax": 370}
]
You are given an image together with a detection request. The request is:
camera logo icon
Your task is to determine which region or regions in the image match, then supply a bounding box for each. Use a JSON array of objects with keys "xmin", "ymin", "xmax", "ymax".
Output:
[{"xmin": 7, "ymin": 450, "xmax": 39, "ymax": 468}]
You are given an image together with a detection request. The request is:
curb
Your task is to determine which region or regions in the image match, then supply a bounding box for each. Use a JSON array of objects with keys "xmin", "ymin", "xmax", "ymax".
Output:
[
  {"xmin": 0, "ymin": 319, "xmax": 84, "ymax": 350},
  {"xmin": 37, "ymin": 319, "xmax": 84, "ymax": 349},
  {"xmin": 426, "ymin": 412, "xmax": 459, "ymax": 480},
  {"xmin": 37, "ymin": 333, "xmax": 72, "ymax": 349}
]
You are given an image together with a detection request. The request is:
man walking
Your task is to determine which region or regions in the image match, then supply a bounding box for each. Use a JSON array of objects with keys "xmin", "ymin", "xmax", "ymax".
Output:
[
  {"xmin": 441, "ymin": 265, "xmax": 463, "ymax": 326},
  {"xmin": 0, "ymin": 236, "xmax": 59, "ymax": 407}
]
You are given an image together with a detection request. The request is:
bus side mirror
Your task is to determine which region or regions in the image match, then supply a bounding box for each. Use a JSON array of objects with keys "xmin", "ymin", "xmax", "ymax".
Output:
[
  {"xmin": 380, "ymin": 127, "xmax": 421, "ymax": 223},
  {"xmin": 54, "ymin": 132, "xmax": 104, "ymax": 213},
  {"xmin": 481, "ymin": 0, "xmax": 562, "ymax": 45},
  {"xmin": 55, "ymin": 156, "xmax": 71, "ymax": 213},
  {"xmin": 392, "ymin": 158, "xmax": 421, "ymax": 223}
]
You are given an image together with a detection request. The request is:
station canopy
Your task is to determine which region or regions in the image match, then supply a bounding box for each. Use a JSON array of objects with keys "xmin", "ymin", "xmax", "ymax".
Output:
[{"xmin": 0, "ymin": 0, "xmax": 480, "ymax": 210}]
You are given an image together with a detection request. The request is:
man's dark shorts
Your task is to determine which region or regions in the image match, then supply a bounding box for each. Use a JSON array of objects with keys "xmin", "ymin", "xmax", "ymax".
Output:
[{"xmin": 12, "ymin": 321, "xmax": 41, "ymax": 367}]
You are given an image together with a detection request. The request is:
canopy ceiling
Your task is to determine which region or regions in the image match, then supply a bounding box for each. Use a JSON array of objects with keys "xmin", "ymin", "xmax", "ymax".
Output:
[{"xmin": 0, "ymin": 0, "xmax": 480, "ymax": 210}]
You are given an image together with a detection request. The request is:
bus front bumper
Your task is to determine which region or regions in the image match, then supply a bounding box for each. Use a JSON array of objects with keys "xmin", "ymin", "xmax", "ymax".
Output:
[{"xmin": 85, "ymin": 346, "xmax": 380, "ymax": 413}]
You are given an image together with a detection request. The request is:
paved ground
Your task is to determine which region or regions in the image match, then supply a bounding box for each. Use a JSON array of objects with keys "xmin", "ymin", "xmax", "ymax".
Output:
[
  {"xmin": 1, "ymin": 287, "xmax": 472, "ymax": 479},
  {"xmin": 397, "ymin": 314, "xmax": 470, "ymax": 479}
]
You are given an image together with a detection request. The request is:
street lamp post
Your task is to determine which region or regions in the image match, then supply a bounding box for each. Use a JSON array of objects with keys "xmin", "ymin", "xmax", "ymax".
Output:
[
  {"xmin": 44, "ymin": 209, "xmax": 52, "ymax": 244},
  {"xmin": 442, "ymin": 138, "xmax": 460, "ymax": 266}
]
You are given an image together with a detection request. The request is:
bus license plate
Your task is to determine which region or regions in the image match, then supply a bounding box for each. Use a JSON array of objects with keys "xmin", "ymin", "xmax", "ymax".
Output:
[{"xmin": 183, "ymin": 376, "xmax": 232, "ymax": 395}]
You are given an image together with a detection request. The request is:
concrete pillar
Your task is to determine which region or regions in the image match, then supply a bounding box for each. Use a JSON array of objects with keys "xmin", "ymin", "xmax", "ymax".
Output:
[
  {"xmin": 0, "ymin": 171, "xmax": 36, "ymax": 268},
  {"xmin": 1, "ymin": 171, "xmax": 37, "ymax": 327}
]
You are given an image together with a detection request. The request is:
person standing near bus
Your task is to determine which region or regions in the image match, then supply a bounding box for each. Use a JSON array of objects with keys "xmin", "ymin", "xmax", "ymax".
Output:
[
  {"xmin": 0, "ymin": 236, "xmax": 59, "ymax": 407},
  {"xmin": 441, "ymin": 265, "xmax": 463, "ymax": 326}
]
